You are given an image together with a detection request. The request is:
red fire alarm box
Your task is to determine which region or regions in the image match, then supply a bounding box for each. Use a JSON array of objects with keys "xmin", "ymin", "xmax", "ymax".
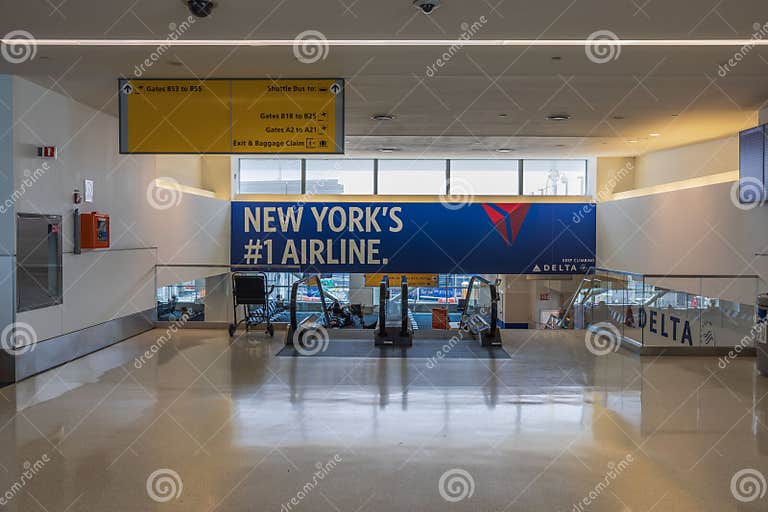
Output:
[
  {"xmin": 37, "ymin": 146, "xmax": 57, "ymax": 159},
  {"xmin": 80, "ymin": 212, "xmax": 110, "ymax": 249}
]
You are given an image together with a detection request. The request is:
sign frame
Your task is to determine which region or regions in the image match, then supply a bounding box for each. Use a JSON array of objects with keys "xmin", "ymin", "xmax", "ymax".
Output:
[
  {"xmin": 230, "ymin": 201, "xmax": 597, "ymax": 275},
  {"xmin": 118, "ymin": 78, "xmax": 345, "ymax": 155}
]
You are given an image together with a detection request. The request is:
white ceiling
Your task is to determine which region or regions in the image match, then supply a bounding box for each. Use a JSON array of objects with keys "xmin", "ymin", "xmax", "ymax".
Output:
[{"xmin": 2, "ymin": 0, "xmax": 768, "ymax": 157}]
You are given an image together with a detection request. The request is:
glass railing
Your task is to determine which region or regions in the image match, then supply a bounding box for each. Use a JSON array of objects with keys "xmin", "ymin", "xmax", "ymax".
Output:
[
  {"xmin": 460, "ymin": 276, "xmax": 502, "ymax": 347},
  {"xmin": 155, "ymin": 264, "xmax": 238, "ymax": 324},
  {"xmin": 560, "ymin": 268, "xmax": 761, "ymax": 349}
]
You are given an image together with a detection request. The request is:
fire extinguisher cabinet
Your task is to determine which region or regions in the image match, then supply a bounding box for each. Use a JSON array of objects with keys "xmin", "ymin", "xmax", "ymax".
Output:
[{"xmin": 79, "ymin": 212, "xmax": 110, "ymax": 249}]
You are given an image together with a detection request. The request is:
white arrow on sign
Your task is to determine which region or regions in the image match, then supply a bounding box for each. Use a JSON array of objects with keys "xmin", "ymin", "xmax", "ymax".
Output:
[{"xmin": 330, "ymin": 83, "xmax": 342, "ymax": 95}]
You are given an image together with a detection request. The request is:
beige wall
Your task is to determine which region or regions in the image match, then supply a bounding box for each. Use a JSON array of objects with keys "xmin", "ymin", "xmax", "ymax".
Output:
[
  {"xmin": 202, "ymin": 156, "xmax": 232, "ymax": 199},
  {"xmin": 596, "ymin": 157, "xmax": 635, "ymax": 199},
  {"xmin": 156, "ymin": 155, "xmax": 203, "ymax": 189},
  {"xmin": 500, "ymin": 276, "xmax": 532, "ymax": 327},
  {"xmin": 500, "ymin": 275, "xmax": 580, "ymax": 327},
  {"xmin": 156, "ymin": 154, "xmax": 231, "ymax": 199},
  {"xmin": 634, "ymin": 136, "xmax": 738, "ymax": 189}
]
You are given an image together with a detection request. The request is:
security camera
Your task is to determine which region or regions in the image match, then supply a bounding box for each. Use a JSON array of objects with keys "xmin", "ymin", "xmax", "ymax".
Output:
[
  {"xmin": 187, "ymin": 0, "xmax": 215, "ymax": 18},
  {"xmin": 413, "ymin": 0, "xmax": 441, "ymax": 14}
]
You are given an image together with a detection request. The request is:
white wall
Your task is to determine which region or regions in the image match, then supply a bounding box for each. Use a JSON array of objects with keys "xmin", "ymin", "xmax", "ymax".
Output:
[
  {"xmin": 10, "ymin": 77, "xmax": 230, "ymax": 341},
  {"xmin": 597, "ymin": 181, "xmax": 768, "ymax": 303},
  {"xmin": 634, "ymin": 136, "xmax": 738, "ymax": 189}
]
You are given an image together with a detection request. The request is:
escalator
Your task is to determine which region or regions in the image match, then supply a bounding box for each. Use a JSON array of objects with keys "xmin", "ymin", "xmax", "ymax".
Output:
[
  {"xmin": 459, "ymin": 276, "xmax": 502, "ymax": 347},
  {"xmin": 285, "ymin": 275, "xmax": 333, "ymax": 346},
  {"xmin": 374, "ymin": 275, "xmax": 413, "ymax": 347},
  {"xmin": 285, "ymin": 273, "xmax": 500, "ymax": 349},
  {"xmin": 286, "ymin": 274, "xmax": 376, "ymax": 343}
]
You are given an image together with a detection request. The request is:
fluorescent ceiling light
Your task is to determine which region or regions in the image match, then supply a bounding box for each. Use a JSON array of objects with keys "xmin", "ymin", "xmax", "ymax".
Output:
[{"xmin": 4, "ymin": 38, "xmax": 768, "ymax": 47}]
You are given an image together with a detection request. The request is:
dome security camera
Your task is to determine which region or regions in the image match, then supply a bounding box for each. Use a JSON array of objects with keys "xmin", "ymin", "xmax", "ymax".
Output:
[
  {"xmin": 413, "ymin": 0, "xmax": 441, "ymax": 14},
  {"xmin": 187, "ymin": 0, "xmax": 215, "ymax": 18}
]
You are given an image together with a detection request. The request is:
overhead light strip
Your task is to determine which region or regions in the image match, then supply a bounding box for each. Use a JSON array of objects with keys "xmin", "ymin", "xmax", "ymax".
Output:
[{"xmin": 3, "ymin": 38, "xmax": 768, "ymax": 47}]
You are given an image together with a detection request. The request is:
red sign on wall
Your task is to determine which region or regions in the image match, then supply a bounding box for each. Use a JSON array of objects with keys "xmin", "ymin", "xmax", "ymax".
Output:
[{"xmin": 38, "ymin": 146, "xmax": 57, "ymax": 159}]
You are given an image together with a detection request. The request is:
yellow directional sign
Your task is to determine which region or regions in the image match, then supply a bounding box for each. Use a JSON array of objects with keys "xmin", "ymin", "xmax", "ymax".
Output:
[
  {"xmin": 118, "ymin": 78, "xmax": 344, "ymax": 154},
  {"xmin": 364, "ymin": 274, "xmax": 440, "ymax": 288},
  {"xmin": 231, "ymin": 79, "xmax": 341, "ymax": 154}
]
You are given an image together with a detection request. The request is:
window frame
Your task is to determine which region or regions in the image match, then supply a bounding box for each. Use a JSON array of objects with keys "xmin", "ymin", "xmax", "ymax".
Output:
[
  {"xmin": 304, "ymin": 158, "xmax": 376, "ymax": 195},
  {"xmin": 235, "ymin": 157, "xmax": 589, "ymax": 198},
  {"xmin": 521, "ymin": 159, "xmax": 589, "ymax": 197}
]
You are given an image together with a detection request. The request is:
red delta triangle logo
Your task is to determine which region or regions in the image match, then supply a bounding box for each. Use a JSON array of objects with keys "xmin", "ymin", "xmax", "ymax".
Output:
[{"xmin": 481, "ymin": 203, "xmax": 532, "ymax": 246}]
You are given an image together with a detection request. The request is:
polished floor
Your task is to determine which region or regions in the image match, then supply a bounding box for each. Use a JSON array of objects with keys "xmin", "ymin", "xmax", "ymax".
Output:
[{"xmin": 0, "ymin": 328, "xmax": 767, "ymax": 511}]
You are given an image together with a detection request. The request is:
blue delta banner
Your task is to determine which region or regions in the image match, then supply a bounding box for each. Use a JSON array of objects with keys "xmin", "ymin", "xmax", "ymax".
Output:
[{"xmin": 230, "ymin": 201, "xmax": 596, "ymax": 274}]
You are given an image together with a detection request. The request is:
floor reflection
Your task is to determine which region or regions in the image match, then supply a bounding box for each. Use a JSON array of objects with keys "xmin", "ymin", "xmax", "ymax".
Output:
[{"xmin": 0, "ymin": 328, "xmax": 764, "ymax": 511}]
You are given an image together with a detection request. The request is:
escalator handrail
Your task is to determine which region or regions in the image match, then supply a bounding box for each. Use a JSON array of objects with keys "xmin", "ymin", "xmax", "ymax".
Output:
[
  {"xmin": 556, "ymin": 267, "xmax": 597, "ymax": 328},
  {"xmin": 379, "ymin": 275, "xmax": 389, "ymax": 336},
  {"xmin": 400, "ymin": 276, "xmax": 409, "ymax": 336},
  {"xmin": 461, "ymin": 275, "xmax": 499, "ymax": 338},
  {"xmin": 290, "ymin": 275, "xmax": 331, "ymax": 330}
]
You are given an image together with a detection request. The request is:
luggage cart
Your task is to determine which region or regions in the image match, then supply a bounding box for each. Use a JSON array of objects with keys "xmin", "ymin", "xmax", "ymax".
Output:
[{"xmin": 228, "ymin": 272, "xmax": 275, "ymax": 337}]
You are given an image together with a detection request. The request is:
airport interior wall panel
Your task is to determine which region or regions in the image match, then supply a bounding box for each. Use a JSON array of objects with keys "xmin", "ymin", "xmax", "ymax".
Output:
[
  {"xmin": 2, "ymin": 308, "xmax": 154, "ymax": 384},
  {"xmin": 0, "ymin": 76, "xmax": 236, "ymax": 382},
  {"xmin": 0, "ymin": 75, "xmax": 14, "ymax": 359},
  {"xmin": 597, "ymin": 181, "xmax": 768, "ymax": 278}
]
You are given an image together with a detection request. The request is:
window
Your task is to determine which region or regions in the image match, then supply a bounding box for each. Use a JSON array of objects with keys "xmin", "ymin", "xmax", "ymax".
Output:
[
  {"xmin": 305, "ymin": 160, "xmax": 374, "ymax": 194},
  {"xmin": 378, "ymin": 160, "xmax": 446, "ymax": 195},
  {"xmin": 238, "ymin": 159, "xmax": 302, "ymax": 194},
  {"xmin": 450, "ymin": 160, "xmax": 519, "ymax": 195},
  {"xmin": 523, "ymin": 160, "xmax": 587, "ymax": 196},
  {"xmin": 16, "ymin": 214, "xmax": 62, "ymax": 312},
  {"xmin": 235, "ymin": 158, "xmax": 589, "ymax": 197}
]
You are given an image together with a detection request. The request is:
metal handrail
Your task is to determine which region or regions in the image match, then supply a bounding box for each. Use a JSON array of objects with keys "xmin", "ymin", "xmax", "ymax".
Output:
[
  {"xmin": 378, "ymin": 275, "xmax": 389, "ymax": 336},
  {"xmin": 400, "ymin": 275, "xmax": 409, "ymax": 337},
  {"xmin": 377, "ymin": 275, "xmax": 411, "ymax": 337},
  {"xmin": 592, "ymin": 267, "xmax": 759, "ymax": 279},
  {"xmin": 289, "ymin": 275, "xmax": 331, "ymax": 330},
  {"xmin": 461, "ymin": 275, "xmax": 499, "ymax": 339}
]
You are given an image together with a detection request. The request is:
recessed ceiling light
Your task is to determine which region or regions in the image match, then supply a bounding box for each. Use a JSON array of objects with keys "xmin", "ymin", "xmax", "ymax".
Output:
[
  {"xmin": 371, "ymin": 114, "xmax": 395, "ymax": 121},
  {"xmin": 649, "ymin": 133, "xmax": 661, "ymax": 137},
  {"xmin": 166, "ymin": 60, "xmax": 183, "ymax": 66},
  {"xmin": 612, "ymin": 116, "xmax": 625, "ymax": 120},
  {"xmin": 551, "ymin": 56, "xmax": 562, "ymax": 61},
  {"xmin": 496, "ymin": 148, "xmax": 513, "ymax": 153},
  {"xmin": 546, "ymin": 114, "xmax": 571, "ymax": 121},
  {"xmin": 378, "ymin": 147, "xmax": 398, "ymax": 153},
  {"xmin": 498, "ymin": 113, "xmax": 508, "ymax": 118},
  {"xmin": 627, "ymin": 139, "xmax": 638, "ymax": 143},
  {"xmin": 555, "ymin": 144, "xmax": 567, "ymax": 147}
]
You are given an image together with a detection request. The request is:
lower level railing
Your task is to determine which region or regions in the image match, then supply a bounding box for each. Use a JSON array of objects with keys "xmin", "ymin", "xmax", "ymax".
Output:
[{"xmin": 556, "ymin": 267, "xmax": 761, "ymax": 349}]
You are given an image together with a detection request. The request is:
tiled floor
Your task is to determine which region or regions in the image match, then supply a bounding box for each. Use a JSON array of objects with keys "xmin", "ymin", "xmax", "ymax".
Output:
[{"xmin": 0, "ymin": 328, "xmax": 767, "ymax": 511}]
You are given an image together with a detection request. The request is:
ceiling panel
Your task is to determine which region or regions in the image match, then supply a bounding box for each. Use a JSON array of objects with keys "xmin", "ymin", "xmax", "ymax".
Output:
[{"xmin": 1, "ymin": 0, "xmax": 767, "ymax": 156}]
